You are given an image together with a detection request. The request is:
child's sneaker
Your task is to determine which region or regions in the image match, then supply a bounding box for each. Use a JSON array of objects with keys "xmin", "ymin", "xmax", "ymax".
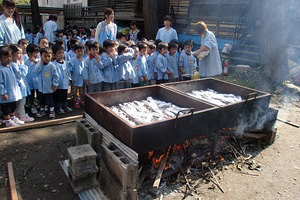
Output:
[
  {"xmin": 5, "ymin": 119, "xmax": 20, "ymax": 127},
  {"xmin": 36, "ymin": 110, "xmax": 46, "ymax": 118},
  {"xmin": 11, "ymin": 116, "xmax": 25, "ymax": 125},
  {"xmin": 63, "ymin": 106, "xmax": 73, "ymax": 113},
  {"xmin": 49, "ymin": 111, "xmax": 55, "ymax": 118},
  {"xmin": 74, "ymin": 100, "xmax": 80, "ymax": 109},
  {"xmin": 25, "ymin": 101, "xmax": 31, "ymax": 108},
  {"xmin": 45, "ymin": 106, "xmax": 49, "ymax": 112},
  {"xmin": 19, "ymin": 114, "xmax": 34, "ymax": 122},
  {"xmin": 57, "ymin": 108, "xmax": 65, "ymax": 114},
  {"xmin": 31, "ymin": 106, "xmax": 38, "ymax": 114}
]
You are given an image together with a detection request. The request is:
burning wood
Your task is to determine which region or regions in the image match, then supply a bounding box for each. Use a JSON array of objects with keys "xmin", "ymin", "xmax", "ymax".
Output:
[
  {"xmin": 187, "ymin": 89, "xmax": 243, "ymax": 106},
  {"xmin": 109, "ymin": 97, "xmax": 190, "ymax": 126}
]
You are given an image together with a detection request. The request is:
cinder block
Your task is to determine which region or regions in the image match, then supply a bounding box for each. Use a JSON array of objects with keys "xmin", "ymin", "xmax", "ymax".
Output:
[
  {"xmin": 100, "ymin": 143, "xmax": 138, "ymax": 191},
  {"xmin": 68, "ymin": 166, "xmax": 98, "ymax": 194},
  {"xmin": 67, "ymin": 144, "xmax": 97, "ymax": 175},
  {"xmin": 76, "ymin": 120, "xmax": 102, "ymax": 154}
]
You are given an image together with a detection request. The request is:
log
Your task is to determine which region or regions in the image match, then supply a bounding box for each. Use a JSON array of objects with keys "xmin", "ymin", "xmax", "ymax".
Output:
[
  {"xmin": 153, "ymin": 146, "xmax": 171, "ymax": 188},
  {"xmin": 7, "ymin": 162, "xmax": 18, "ymax": 200}
]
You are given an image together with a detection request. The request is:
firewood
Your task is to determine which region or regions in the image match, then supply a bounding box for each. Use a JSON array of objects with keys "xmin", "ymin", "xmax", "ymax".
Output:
[{"xmin": 153, "ymin": 146, "xmax": 172, "ymax": 188}]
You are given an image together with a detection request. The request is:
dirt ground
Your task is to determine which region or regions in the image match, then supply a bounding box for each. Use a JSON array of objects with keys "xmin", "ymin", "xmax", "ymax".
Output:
[{"xmin": 0, "ymin": 92, "xmax": 299, "ymax": 200}]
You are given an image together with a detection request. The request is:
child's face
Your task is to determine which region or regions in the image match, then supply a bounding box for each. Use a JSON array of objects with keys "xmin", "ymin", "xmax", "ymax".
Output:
[
  {"xmin": 90, "ymin": 47, "xmax": 99, "ymax": 56},
  {"xmin": 184, "ymin": 45, "xmax": 192, "ymax": 54},
  {"xmin": 133, "ymin": 48, "xmax": 139, "ymax": 59},
  {"xmin": 164, "ymin": 20, "xmax": 171, "ymax": 27},
  {"xmin": 130, "ymin": 24, "xmax": 137, "ymax": 30},
  {"xmin": 75, "ymin": 48, "xmax": 84, "ymax": 58},
  {"xmin": 12, "ymin": 49, "xmax": 22, "ymax": 62},
  {"xmin": 0, "ymin": 53, "xmax": 12, "ymax": 66},
  {"xmin": 20, "ymin": 42, "xmax": 28, "ymax": 54},
  {"xmin": 106, "ymin": 46, "xmax": 114, "ymax": 54},
  {"xmin": 169, "ymin": 47, "xmax": 177, "ymax": 56},
  {"xmin": 39, "ymin": 39, "xmax": 49, "ymax": 48},
  {"xmin": 29, "ymin": 51, "xmax": 39, "ymax": 59},
  {"xmin": 73, "ymin": 30, "xmax": 78, "ymax": 35},
  {"xmin": 91, "ymin": 29, "xmax": 95, "ymax": 37},
  {"xmin": 55, "ymin": 49, "xmax": 65, "ymax": 61},
  {"xmin": 41, "ymin": 52, "xmax": 52, "ymax": 65},
  {"xmin": 58, "ymin": 33, "xmax": 64, "ymax": 38},
  {"xmin": 140, "ymin": 48, "xmax": 147, "ymax": 56},
  {"xmin": 68, "ymin": 34, "xmax": 72, "ymax": 40},
  {"xmin": 160, "ymin": 47, "xmax": 168, "ymax": 55},
  {"xmin": 120, "ymin": 37, "xmax": 127, "ymax": 44}
]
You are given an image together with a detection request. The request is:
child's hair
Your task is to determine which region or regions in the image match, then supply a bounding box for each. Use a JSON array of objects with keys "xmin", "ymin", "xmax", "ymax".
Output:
[
  {"xmin": 116, "ymin": 32, "xmax": 124, "ymax": 40},
  {"xmin": 184, "ymin": 40, "xmax": 193, "ymax": 47},
  {"xmin": 70, "ymin": 38, "xmax": 81, "ymax": 49},
  {"xmin": 158, "ymin": 42, "xmax": 168, "ymax": 52},
  {"xmin": 88, "ymin": 41, "xmax": 99, "ymax": 50},
  {"xmin": 130, "ymin": 20, "xmax": 137, "ymax": 26},
  {"xmin": 99, "ymin": 45, "xmax": 106, "ymax": 55},
  {"xmin": 146, "ymin": 41, "xmax": 156, "ymax": 50},
  {"xmin": 9, "ymin": 44, "xmax": 22, "ymax": 53},
  {"xmin": 103, "ymin": 39, "xmax": 115, "ymax": 49},
  {"xmin": 40, "ymin": 47, "xmax": 52, "ymax": 55},
  {"xmin": 163, "ymin": 15, "xmax": 173, "ymax": 22},
  {"xmin": 154, "ymin": 39, "xmax": 162, "ymax": 48},
  {"xmin": 168, "ymin": 41, "xmax": 178, "ymax": 51},
  {"xmin": 85, "ymin": 40, "xmax": 92, "ymax": 48},
  {"xmin": 117, "ymin": 44, "xmax": 127, "ymax": 55},
  {"xmin": 18, "ymin": 38, "xmax": 29, "ymax": 45},
  {"xmin": 73, "ymin": 42, "xmax": 85, "ymax": 51},
  {"xmin": 138, "ymin": 42, "xmax": 147, "ymax": 51},
  {"xmin": 57, "ymin": 29, "xmax": 64, "ymax": 35},
  {"xmin": 55, "ymin": 38, "xmax": 64, "ymax": 46},
  {"xmin": 26, "ymin": 44, "xmax": 39, "ymax": 54},
  {"xmin": 79, "ymin": 29, "xmax": 85, "ymax": 36},
  {"xmin": 67, "ymin": 31, "xmax": 73, "ymax": 37},
  {"xmin": 52, "ymin": 44, "xmax": 64, "ymax": 55},
  {"xmin": 0, "ymin": 46, "xmax": 12, "ymax": 57},
  {"xmin": 170, "ymin": 39, "xmax": 180, "ymax": 46},
  {"xmin": 39, "ymin": 37, "xmax": 49, "ymax": 44}
]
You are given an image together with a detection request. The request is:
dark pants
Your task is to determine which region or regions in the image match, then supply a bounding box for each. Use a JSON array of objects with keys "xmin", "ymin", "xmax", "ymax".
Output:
[
  {"xmin": 1, "ymin": 102, "xmax": 17, "ymax": 116},
  {"xmin": 53, "ymin": 89, "xmax": 68, "ymax": 108},
  {"xmin": 131, "ymin": 83, "xmax": 140, "ymax": 88},
  {"xmin": 156, "ymin": 79, "xmax": 168, "ymax": 84},
  {"xmin": 39, "ymin": 92, "xmax": 54, "ymax": 107},
  {"xmin": 103, "ymin": 82, "xmax": 117, "ymax": 91}
]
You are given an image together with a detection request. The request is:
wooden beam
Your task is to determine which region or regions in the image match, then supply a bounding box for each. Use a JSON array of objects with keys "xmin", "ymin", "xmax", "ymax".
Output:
[
  {"xmin": 0, "ymin": 115, "xmax": 82, "ymax": 133},
  {"xmin": 153, "ymin": 146, "xmax": 172, "ymax": 188},
  {"xmin": 7, "ymin": 162, "xmax": 18, "ymax": 200}
]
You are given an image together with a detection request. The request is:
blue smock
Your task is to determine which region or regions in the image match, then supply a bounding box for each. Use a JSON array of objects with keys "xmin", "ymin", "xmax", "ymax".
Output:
[
  {"xmin": 155, "ymin": 27, "xmax": 178, "ymax": 43},
  {"xmin": 117, "ymin": 49, "xmax": 135, "ymax": 81},
  {"xmin": 11, "ymin": 62, "xmax": 30, "ymax": 98},
  {"xmin": 156, "ymin": 54, "xmax": 169, "ymax": 80},
  {"xmin": 95, "ymin": 21, "xmax": 117, "ymax": 45},
  {"xmin": 101, "ymin": 52, "xmax": 119, "ymax": 83},
  {"xmin": 166, "ymin": 53, "xmax": 179, "ymax": 79},
  {"xmin": 179, "ymin": 51, "xmax": 197, "ymax": 75},
  {"xmin": 53, "ymin": 60, "xmax": 71, "ymax": 90},
  {"xmin": 146, "ymin": 54, "xmax": 156, "ymax": 80},
  {"xmin": 34, "ymin": 32, "xmax": 44, "ymax": 45},
  {"xmin": 0, "ymin": 14, "xmax": 25, "ymax": 46},
  {"xmin": 83, "ymin": 56, "xmax": 104, "ymax": 84},
  {"xmin": 67, "ymin": 57, "xmax": 85, "ymax": 87},
  {"xmin": 33, "ymin": 62, "xmax": 59, "ymax": 93},
  {"xmin": 130, "ymin": 58, "xmax": 139, "ymax": 84},
  {"xmin": 43, "ymin": 20, "xmax": 57, "ymax": 44},
  {"xmin": 25, "ymin": 59, "xmax": 39, "ymax": 90},
  {"xmin": 25, "ymin": 33, "xmax": 33, "ymax": 43},
  {"xmin": 136, "ymin": 54, "xmax": 148, "ymax": 78}
]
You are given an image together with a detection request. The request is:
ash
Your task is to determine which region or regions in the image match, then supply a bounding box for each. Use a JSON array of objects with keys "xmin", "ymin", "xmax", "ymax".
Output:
[{"xmin": 109, "ymin": 97, "xmax": 189, "ymax": 125}]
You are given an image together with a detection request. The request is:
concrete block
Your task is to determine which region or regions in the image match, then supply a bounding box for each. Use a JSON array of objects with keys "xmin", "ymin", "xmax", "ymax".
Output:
[
  {"xmin": 68, "ymin": 166, "xmax": 98, "ymax": 194},
  {"xmin": 100, "ymin": 143, "xmax": 138, "ymax": 190},
  {"xmin": 76, "ymin": 120, "xmax": 102, "ymax": 154},
  {"xmin": 67, "ymin": 144, "xmax": 97, "ymax": 174}
]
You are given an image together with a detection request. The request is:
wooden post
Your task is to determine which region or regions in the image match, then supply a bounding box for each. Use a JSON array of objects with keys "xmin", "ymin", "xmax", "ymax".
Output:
[
  {"xmin": 7, "ymin": 162, "xmax": 18, "ymax": 200},
  {"xmin": 143, "ymin": 0, "xmax": 158, "ymax": 39},
  {"xmin": 30, "ymin": 0, "xmax": 42, "ymax": 31},
  {"xmin": 261, "ymin": 0, "xmax": 289, "ymax": 83}
]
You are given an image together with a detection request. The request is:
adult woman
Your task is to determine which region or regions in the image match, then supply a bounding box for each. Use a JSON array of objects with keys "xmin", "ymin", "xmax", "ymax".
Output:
[
  {"xmin": 43, "ymin": 15, "xmax": 58, "ymax": 44},
  {"xmin": 0, "ymin": 0, "xmax": 25, "ymax": 46},
  {"xmin": 194, "ymin": 21, "xmax": 222, "ymax": 77},
  {"xmin": 95, "ymin": 8, "xmax": 117, "ymax": 45}
]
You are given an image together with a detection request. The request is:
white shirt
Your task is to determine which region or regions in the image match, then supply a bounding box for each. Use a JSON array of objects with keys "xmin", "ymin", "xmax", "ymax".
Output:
[{"xmin": 156, "ymin": 27, "xmax": 178, "ymax": 43}]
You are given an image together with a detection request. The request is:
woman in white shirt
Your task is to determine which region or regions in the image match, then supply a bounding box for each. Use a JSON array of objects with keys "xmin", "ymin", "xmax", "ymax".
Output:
[{"xmin": 95, "ymin": 8, "xmax": 117, "ymax": 45}]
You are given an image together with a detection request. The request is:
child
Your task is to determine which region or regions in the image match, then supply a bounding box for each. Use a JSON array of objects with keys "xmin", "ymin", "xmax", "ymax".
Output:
[
  {"xmin": 57, "ymin": 30, "xmax": 67, "ymax": 51},
  {"xmin": 90, "ymin": 27, "xmax": 96, "ymax": 41},
  {"xmin": 33, "ymin": 47, "xmax": 59, "ymax": 118},
  {"xmin": 83, "ymin": 41, "xmax": 104, "ymax": 93},
  {"xmin": 38, "ymin": 37, "xmax": 49, "ymax": 49},
  {"xmin": 146, "ymin": 41, "xmax": 157, "ymax": 85},
  {"xmin": 66, "ymin": 31, "xmax": 73, "ymax": 52},
  {"xmin": 137, "ymin": 42, "xmax": 148, "ymax": 86},
  {"xmin": 0, "ymin": 46, "xmax": 23, "ymax": 127},
  {"xmin": 67, "ymin": 38, "xmax": 80, "ymax": 62},
  {"xmin": 18, "ymin": 39, "xmax": 29, "ymax": 63},
  {"xmin": 54, "ymin": 38, "xmax": 68, "ymax": 61},
  {"xmin": 156, "ymin": 15, "xmax": 178, "ymax": 43},
  {"xmin": 67, "ymin": 42, "xmax": 86, "ymax": 108},
  {"xmin": 25, "ymin": 44, "xmax": 39, "ymax": 114},
  {"xmin": 83, "ymin": 41, "xmax": 91, "ymax": 60},
  {"xmin": 117, "ymin": 32, "xmax": 127, "ymax": 45},
  {"xmin": 34, "ymin": 27, "xmax": 44, "ymax": 45},
  {"xmin": 130, "ymin": 45, "xmax": 139, "ymax": 87},
  {"xmin": 117, "ymin": 44, "xmax": 135, "ymax": 89},
  {"xmin": 52, "ymin": 45, "xmax": 73, "ymax": 114},
  {"xmin": 166, "ymin": 41, "xmax": 179, "ymax": 82},
  {"xmin": 179, "ymin": 40, "xmax": 197, "ymax": 81},
  {"xmin": 128, "ymin": 21, "xmax": 141, "ymax": 45},
  {"xmin": 25, "ymin": 28, "xmax": 33, "ymax": 44},
  {"xmin": 156, "ymin": 42, "xmax": 170, "ymax": 84},
  {"xmin": 101, "ymin": 39, "xmax": 119, "ymax": 91},
  {"xmin": 10, "ymin": 44, "xmax": 34, "ymax": 122}
]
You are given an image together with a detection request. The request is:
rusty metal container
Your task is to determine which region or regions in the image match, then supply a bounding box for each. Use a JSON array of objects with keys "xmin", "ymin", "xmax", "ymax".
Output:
[
  {"xmin": 85, "ymin": 86, "xmax": 220, "ymax": 154},
  {"xmin": 162, "ymin": 78, "xmax": 272, "ymax": 129}
]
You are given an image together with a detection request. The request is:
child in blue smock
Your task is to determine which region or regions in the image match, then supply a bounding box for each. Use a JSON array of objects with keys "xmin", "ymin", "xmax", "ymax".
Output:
[
  {"xmin": 0, "ymin": 46, "xmax": 22, "ymax": 127},
  {"xmin": 130, "ymin": 46, "xmax": 139, "ymax": 87},
  {"xmin": 117, "ymin": 44, "xmax": 135, "ymax": 89},
  {"xmin": 25, "ymin": 44, "xmax": 39, "ymax": 114},
  {"xmin": 101, "ymin": 39, "xmax": 119, "ymax": 91},
  {"xmin": 66, "ymin": 38, "xmax": 80, "ymax": 62},
  {"xmin": 137, "ymin": 42, "xmax": 148, "ymax": 86},
  {"xmin": 10, "ymin": 44, "xmax": 34, "ymax": 123},
  {"xmin": 34, "ymin": 27, "xmax": 44, "ymax": 45},
  {"xmin": 25, "ymin": 29, "xmax": 33, "ymax": 44},
  {"xmin": 83, "ymin": 41, "xmax": 105, "ymax": 93},
  {"xmin": 156, "ymin": 42, "xmax": 170, "ymax": 84},
  {"xmin": 146, "ymin": 41, "xmax": 157, "ymax": 85},
  {"xmin": 155, "ymin": 15, "xmax": 178, "ymax": 43},
  {"xmin": 52, "ymin": 44, "xmax": 72, "ymax": 114},
  {"xmin": 67, "ymin": 42, "xmax": 86, "ymax": 109},
  {"xmin": 18, "ymin": 39, "xmax": 29, "ymax": 63},
  {"xmin": 33, "ymin": 47, "xmax": 59, "ymax": 118},
  {"xmin": 166, "ymin": 41, "xmax": 179, "ymax": 82},
  {"xmin": 179, "ymin": 40, "xmax": 197, "ymax": 81}
]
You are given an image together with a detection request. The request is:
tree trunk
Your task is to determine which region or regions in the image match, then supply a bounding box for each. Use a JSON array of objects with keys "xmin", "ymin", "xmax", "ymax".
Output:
[
  {"xmin": 30, "ymin": 0, "xmax": 42, "ymax": 31},
  {"xmin": 143, "ymin": 0, "xmax": 158, "ymax": 40},
  {"xmin": 261, "ymin": 0, "xmax": 289, "ymax": 83}
]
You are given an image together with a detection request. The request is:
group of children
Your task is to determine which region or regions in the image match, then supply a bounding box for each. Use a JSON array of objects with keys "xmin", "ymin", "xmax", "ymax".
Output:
[{"xmin": 0, "ymin": 26, "xmax": 199, "ymax": 127}]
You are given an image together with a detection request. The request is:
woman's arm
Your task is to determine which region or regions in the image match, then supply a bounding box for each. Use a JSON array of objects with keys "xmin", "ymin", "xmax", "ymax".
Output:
[
  {"xmin": 194, "ymin": 45, "xmax": 209, "ymax": 56},
  {"xmin": 95, "ymin": 22, "xmax": 102, "ymax": 43}
]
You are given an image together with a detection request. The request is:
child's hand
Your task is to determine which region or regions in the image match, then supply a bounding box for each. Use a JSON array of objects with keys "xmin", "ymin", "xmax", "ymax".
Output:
[
  {"xmin": 165, "ymin": 70, "xmax": 170, "ymax": 74},
  {"xmin": 169, "ymin": 73, "xmax": 174, "ymax": 79},
  {"xmin": 29, "ymin": 57, "xmax": 37, "ymax": 64},
  {"xmin": 52, "ymin": 86, "xmax": 58, "ymax": 92},
  {"xmin": 2, "ymin": 94, "xmax": 8, "ymax": 100},
  {"xmin": 144, "ymin": 76, "xmax": 148, "ymax": 82},
  {"xmin": 85, "ymin": 80, "xmax": 90, "ymax": 86},
  {"xmin": 135, "ymin": 65, "xmax": 139, "ymax": 70},
  {"xmin": 109, "ymin": 53, "xmax": 115, "ymax": 59}
]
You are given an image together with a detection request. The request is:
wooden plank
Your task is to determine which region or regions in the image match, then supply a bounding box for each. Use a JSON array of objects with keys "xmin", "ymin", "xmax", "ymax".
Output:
[
  {"xmin": 7, "ymin": 162, "xmax": 18, "ymax": 200},
  {"xmin": 153, "ymin": 146, "xmax": 172, "ymax": 188},
  {"xmin": 0, "ymin": 115, "xmax": 82, "ymax": 133}
]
